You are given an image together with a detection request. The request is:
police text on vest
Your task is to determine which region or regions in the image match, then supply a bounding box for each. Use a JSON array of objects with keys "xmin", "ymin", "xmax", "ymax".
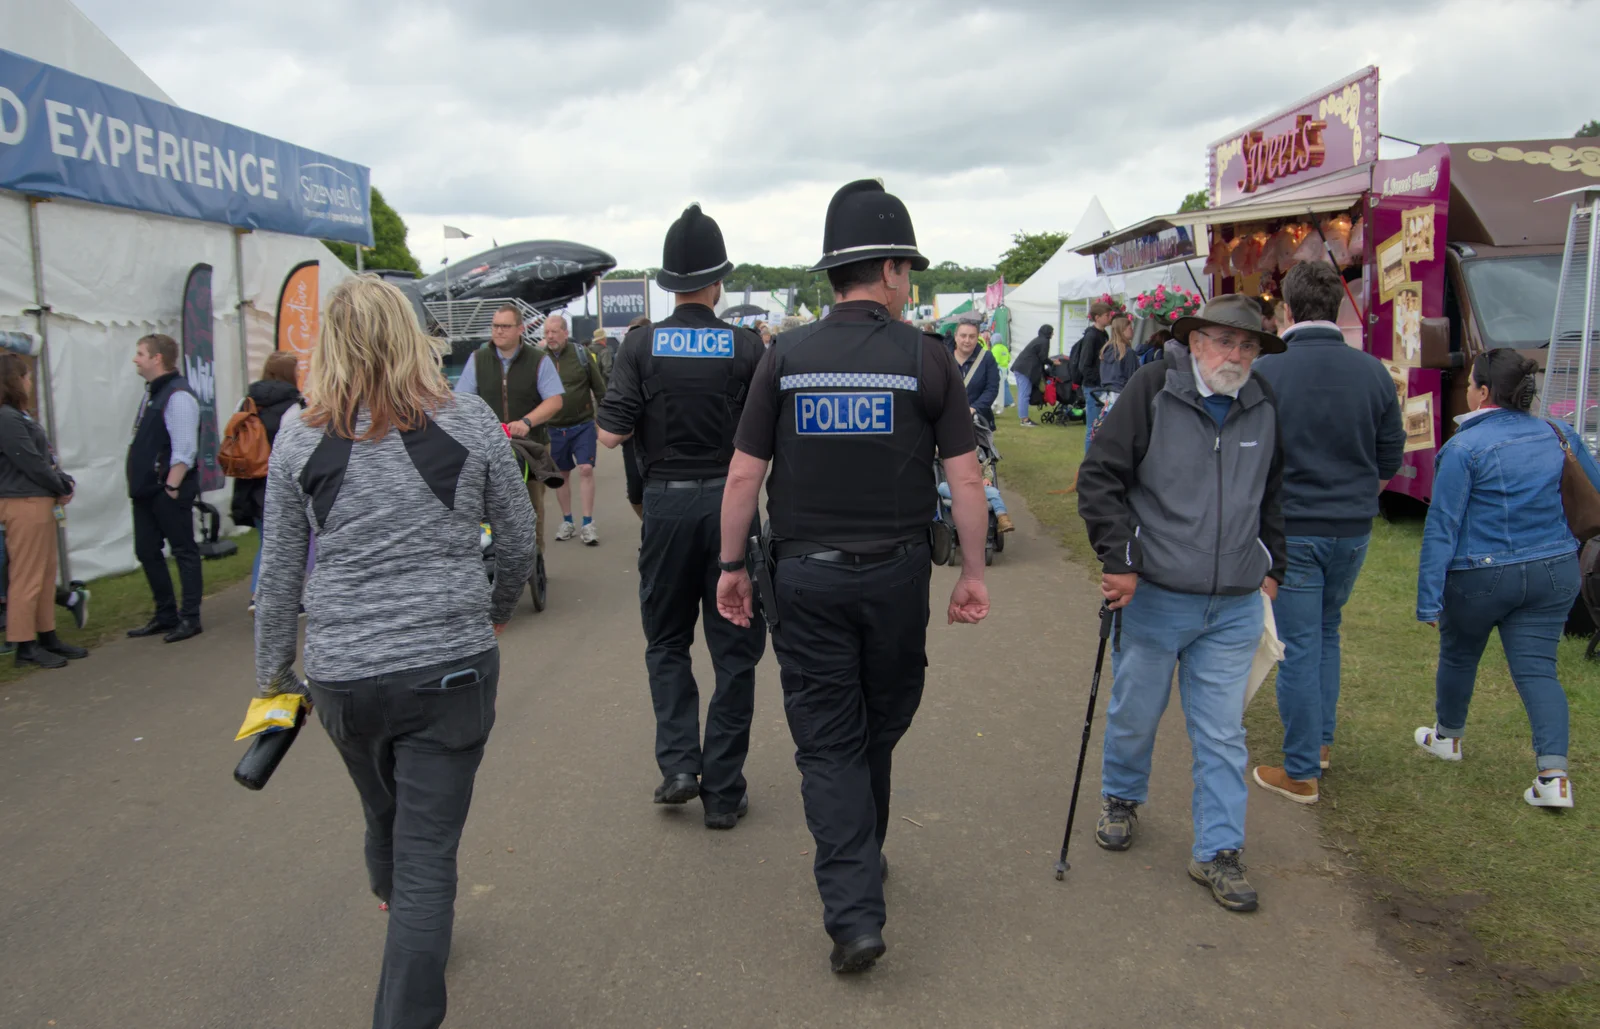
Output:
[
  {"xmin": 652, "ymin": 327, "xmax": 734, "ymax": 359},
  {"xmin": 796, "ymin": 392, "xmax": 894, "ymax": 435}
]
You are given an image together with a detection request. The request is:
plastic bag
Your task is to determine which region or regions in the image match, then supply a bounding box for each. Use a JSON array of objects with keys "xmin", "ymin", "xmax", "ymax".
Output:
[
  {"xmin": 235, "ymin": 693, "xmax": 306, "ymax": 741},
  {"xmin": 1231, "ymin": 231, "xmax": 1270, "ymax": 276},
  {"xmin": 1346, "ymin": 216, "xmax": 1365, "ymax": 265},
  {"xmin": 1203, "ymin": 237, "xmax": 1236, "ymax": 277},
  {"xmin": 1321, "ymin": 214, "xmax": 1353, "ymax": 266},
  {"xmin": 1291, "ymin": 226, "xmax": 1327, "ymax": 267}
]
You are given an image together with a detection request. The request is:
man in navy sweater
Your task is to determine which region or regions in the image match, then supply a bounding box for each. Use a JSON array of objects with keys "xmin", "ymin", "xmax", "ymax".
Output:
[{"xmin": 1250, "ymin": 261, "xmax": 1404, "ymax": 805}]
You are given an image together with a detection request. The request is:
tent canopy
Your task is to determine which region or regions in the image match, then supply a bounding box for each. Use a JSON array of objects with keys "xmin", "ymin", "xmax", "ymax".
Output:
[
  {"xmin": 1003, "ymin": 197, "xmax": 1112, "ymax": 353},
  {"xmin": 2, "ymin": 0, "xmax": 354, "ymax": 580}
]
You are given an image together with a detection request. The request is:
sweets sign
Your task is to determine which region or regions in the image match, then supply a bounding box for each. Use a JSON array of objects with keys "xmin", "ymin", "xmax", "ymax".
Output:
[{"xmin": 1208, "ymin": 67, "xmax": 1379, "ymax": 207}]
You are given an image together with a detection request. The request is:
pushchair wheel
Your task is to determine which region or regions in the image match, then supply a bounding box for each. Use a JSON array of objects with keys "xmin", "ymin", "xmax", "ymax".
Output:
[
  {"xmin": 530, "ymin": 552, "xmax": 547, "ymax": 612},
  {"xmin": 994, "ymin": 527, "xmax": 1005, "ymax": 553},
  {"xmin": 931, "ymin": 521, "xmax": 953, "ymax": 567},
  {"xmin": 984, "ymin": 544, "xmax": 994, "ymax": 567}
]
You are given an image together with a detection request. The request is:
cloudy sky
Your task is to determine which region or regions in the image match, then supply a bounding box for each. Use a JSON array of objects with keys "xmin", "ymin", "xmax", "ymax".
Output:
[{"xmin": 75, "ymin": 0, "xmax": 1597, "ymax": 272}]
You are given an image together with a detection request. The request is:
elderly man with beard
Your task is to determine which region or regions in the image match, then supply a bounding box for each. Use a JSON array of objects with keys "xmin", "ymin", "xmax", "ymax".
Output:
[{"xmin": 1076, "ymin": 294, "xmax": 1287, "ymax": 914}]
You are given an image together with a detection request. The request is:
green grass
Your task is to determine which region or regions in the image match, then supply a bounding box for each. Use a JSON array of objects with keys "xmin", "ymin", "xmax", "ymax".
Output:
[
  {"xmin": 0, "ymin": 530, "xmax": 260, "ymax": 685},
  {"xmin": 994, "ymin": 418, "xmax": 1600, "ymax": 1027}
]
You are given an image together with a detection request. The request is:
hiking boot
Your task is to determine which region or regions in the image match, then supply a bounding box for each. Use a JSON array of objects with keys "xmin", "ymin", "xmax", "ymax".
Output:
[
  {"xmin": 1414, "ymin": 726, "xmax": 1462, "ymax": 762},
  {"xmin": 995, "ymin": 513, "xmax": 1015, "ymax": 534},
  {"xmin": 581, "ymin": 521, "xmax": 599, "ymax": 546},
  {"xmin": 1525, "ymin": 773, "xmax": 1574, "ymax": 809},
  {"xmin": 1095, "ymin": 796, "xmax": 1138, "ymax": 851},
  {"xmin": 1188, "ymin": 850, "xmax": 1258, "ymax": 912},
  {"xmin": 1251, "ymin": 765, "xmax": 1318, "ymax": 804},
  {"xmin": 1320, "ymin": 745, "xmax": 1331, "ymax": 770},
  {"xmin": 554, "ymin": 520, "xmax": 576, "ymax": 542}
]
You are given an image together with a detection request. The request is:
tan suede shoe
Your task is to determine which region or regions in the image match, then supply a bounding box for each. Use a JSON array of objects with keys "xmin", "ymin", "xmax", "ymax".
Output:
[{"xmin": 1251, "ymin": 764, "xmax": 1319, "ymax": 804}]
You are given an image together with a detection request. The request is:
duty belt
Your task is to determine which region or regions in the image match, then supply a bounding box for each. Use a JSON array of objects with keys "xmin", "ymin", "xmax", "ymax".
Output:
[
  {"xmin": 773, "ymin": 538, "xmax": 925, "ymax": 564},
  {"xmin": 645, "ymin": 476, "xmax": 728, "ymax": 490}
]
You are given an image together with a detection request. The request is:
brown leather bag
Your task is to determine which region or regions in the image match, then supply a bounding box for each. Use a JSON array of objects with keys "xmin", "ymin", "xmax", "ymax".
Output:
[{"xmin": 1547, "ymin": 420, "xmax": 1600, "ymax": 542}]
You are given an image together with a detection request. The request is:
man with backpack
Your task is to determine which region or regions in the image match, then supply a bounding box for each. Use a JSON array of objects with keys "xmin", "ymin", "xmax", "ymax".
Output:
[{"xmin": 542, "ymin": 313, "xmax": 609, "ymax": 545}]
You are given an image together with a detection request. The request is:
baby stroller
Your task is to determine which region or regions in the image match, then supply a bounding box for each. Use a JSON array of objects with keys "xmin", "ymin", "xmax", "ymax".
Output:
[
  {"xmin": 481, "ymin": 436, "xmax": 564, "ymax": 613},
  {"xmin": 930, "ymin": 413, "xmax": 1003, "ymax": 567},
  {"xmin": 1037, "ymin": 366, "xmax": 1085, "ymax": 425}
]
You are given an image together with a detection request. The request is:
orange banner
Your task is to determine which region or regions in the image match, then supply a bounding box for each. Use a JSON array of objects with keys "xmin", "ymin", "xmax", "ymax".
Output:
[{"xmin": 275, "ymin": 260, "xmax": 319, "ymax": 389}]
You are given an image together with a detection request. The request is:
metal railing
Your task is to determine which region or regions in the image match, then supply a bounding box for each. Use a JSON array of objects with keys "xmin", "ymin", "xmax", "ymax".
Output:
[{"xmin": 422, "ymin": 297, "xmax": 548, "ymax": 344}]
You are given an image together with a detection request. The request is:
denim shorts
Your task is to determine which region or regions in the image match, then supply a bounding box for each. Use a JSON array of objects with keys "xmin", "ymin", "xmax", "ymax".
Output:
[{"xmin": 548, "ymin": 420, "xmax": 597, "ymax": 471}]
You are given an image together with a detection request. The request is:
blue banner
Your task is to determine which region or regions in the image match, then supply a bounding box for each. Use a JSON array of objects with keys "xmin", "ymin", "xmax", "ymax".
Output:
[{"xmin": 0, "ymin": 49, "xmax": 372, "ymax": 245}]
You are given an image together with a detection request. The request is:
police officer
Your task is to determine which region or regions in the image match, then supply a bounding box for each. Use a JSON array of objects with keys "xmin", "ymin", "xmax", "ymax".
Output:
[
  {"xmin": 596, "ymin": 204, "xmax": 767, "ymax": 829},
  {"xmin": 715, "ymin": 180, "xmax": 991, "ymax": 973}
]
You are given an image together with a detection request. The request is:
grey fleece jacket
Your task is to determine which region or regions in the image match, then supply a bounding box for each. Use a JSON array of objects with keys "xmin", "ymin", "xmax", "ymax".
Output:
[
  {"xmin": 1077, "ymin": 342, "xmax": 1286, "ymax": 596},
  {"xmin": 254, "ymin": 393, "xmax": 535, "ymax": 694}
]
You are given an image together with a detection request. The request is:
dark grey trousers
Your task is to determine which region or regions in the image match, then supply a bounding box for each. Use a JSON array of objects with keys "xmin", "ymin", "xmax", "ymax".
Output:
[{"xmin": 308, "ymin": 648, "xmax": 499, "ymax": 1029}]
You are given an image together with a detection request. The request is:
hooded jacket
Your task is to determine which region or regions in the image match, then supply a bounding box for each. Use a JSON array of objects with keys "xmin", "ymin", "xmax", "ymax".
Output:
[
  {"xmin": 1010, "ymin": 328, "xmax": 1054, "ymax": 383},
  {"xmin": 230, "ymin": 378, "xmax": 303, "ymax": 527},
  {"xmin": 1077, "ymin": 342, "xmax": 1286, "ymax": 596}
]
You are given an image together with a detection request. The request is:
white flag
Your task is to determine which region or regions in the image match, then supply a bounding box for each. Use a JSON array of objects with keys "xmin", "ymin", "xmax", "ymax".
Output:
[{"xmin": 443, "ymin": 225, "xmax": 472, "ymax": 239}]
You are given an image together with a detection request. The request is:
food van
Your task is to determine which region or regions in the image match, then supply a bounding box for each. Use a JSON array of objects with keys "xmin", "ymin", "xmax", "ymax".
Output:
[{"xmin": 1078, "ymin": 67, "xmax": 1600, "ymax": 503}]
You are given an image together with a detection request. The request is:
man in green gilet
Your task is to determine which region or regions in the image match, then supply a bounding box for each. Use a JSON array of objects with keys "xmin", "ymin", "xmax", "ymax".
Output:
[{"xmin": 455, "ymin": 303, "xmax": 566, "ymax": 553}]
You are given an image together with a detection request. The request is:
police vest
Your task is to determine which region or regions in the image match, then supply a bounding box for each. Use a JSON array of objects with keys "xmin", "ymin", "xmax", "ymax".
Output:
[
  {"xmin": 636, "ymin": 315, "xmax": 758, "ymax": 479},
  {"xmin": 767, "ymin": 313, "xmax": 936, "ymax": 546}
]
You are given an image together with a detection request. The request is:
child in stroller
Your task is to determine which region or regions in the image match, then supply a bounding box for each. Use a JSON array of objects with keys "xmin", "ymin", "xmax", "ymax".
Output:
[{"xmin": 931, "ymin": 413, "xmax": 1012, "ymax": 567}]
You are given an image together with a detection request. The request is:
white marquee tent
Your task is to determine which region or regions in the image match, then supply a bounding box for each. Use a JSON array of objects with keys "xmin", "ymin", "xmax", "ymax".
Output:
[
  {"xmin": 2, "ymin": 1, "xmax": 353, "ymax": 581},
  {"xmin": 1004, "ymin": 197, "xmax": 1113, "ymax": 355}
]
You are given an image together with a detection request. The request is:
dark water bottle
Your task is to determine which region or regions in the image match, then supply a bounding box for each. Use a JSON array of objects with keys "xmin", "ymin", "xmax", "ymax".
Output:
[{"xmin": 233, "ymin": 703, "xmax": 307, "ymax": 791}]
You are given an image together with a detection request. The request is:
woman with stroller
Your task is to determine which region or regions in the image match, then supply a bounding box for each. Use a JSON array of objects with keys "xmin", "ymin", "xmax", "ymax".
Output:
[
  {"xmin": 1414, "ymin": 349, "xmax": 1600, "ymax": 808},
  {"xmin": 949, "ymin": 321, "xmax": 999, "ymax": 428}
]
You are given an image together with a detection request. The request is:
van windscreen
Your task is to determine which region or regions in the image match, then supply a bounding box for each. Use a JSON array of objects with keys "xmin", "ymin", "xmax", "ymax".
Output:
[{"xmin": 1460, "ymin": 255, "xmax": 1563, "ymax": 348}]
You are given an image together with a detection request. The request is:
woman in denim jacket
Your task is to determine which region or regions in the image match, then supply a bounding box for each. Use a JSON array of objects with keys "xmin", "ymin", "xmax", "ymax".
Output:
[{"xmin": 1415, "ymin": 350, "xmax": 1600, "ymax": 808}]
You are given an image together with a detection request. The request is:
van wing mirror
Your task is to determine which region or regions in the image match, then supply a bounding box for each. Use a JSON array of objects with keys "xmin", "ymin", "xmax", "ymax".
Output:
[{"xmin": 1419, "ymin": 317, "xmax": 1458, "ymax": 370}]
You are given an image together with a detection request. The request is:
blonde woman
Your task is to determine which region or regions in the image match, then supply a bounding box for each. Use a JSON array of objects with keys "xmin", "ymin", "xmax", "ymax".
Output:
[
  {"xmin": 1097, "ymin": 315, "xmax": 1140, "ymax": 397},
  {"xmin": 253, "ymin": 276, "xmax": 533, "ymax": 1029}
]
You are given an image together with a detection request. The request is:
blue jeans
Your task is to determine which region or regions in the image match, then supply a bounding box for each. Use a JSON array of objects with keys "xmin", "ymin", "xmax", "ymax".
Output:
[
  {"xmin": 936, "ymin": 481, "xmax": 1005, "ymax": 515},
  {"xmin": 1082, "ymin": 390, "xmax": 1100, "ymax": 452},
  {"xmin": 1101, "ymin": 581, "xmax": 1264, "ymax": 861},
  {"xmin": 1013, "ymin": 372, "xmax": 1031, "ymax": 421},
  {"xmin": 1272, "ymin": 534, "xmax": 1369, "ymax": 780},
  {"xmin": 1436, "ymin": 553, "xmax": 1579, "ymax": 772}
]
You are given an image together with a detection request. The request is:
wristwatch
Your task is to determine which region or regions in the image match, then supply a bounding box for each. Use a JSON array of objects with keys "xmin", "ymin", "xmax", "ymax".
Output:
[
  {"xmin": 717, "ymin": 557, "xmax": 746, "ymax": 573},
  {"xmin": 521, "ymin": 417, "xmax": 534, "ymax": 432}
]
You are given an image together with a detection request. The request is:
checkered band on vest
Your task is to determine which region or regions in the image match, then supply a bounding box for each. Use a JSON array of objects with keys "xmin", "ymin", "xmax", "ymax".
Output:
[{"xmin": 779, "ymin": 372, "xmax": 919, "ymax": 391}]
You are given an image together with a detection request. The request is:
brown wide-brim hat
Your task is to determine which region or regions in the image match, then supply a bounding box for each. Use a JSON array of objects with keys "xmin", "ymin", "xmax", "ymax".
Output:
[{"xmin": 1171, "ymin": 293, "xmax": 1285, "ymax": 355}]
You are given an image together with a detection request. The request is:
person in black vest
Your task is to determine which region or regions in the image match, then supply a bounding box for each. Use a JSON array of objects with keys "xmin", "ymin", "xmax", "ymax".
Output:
[
  {"xmin": 454, "ymin": 304, "xmax": 567, "ymax": 556},
  {"xmin": 716, "ymin": 180, "xmax": 991, "ymax": 974},
  {"xmin": 597, "ymin": 204, "xmax": 768, "ymax": 828},
  {"xmin": 126, "ymin": 333, "xmax": 203, "ymax": 643}
]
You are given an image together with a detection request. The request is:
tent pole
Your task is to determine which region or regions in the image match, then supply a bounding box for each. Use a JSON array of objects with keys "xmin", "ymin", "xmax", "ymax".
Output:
[
  {"xmin": 25, "ymin": 197, "xmax": 71, "ymax": 587},
  {"xmin": 234, "ymin": 229, "xmax": 251, "ymax": 397}
]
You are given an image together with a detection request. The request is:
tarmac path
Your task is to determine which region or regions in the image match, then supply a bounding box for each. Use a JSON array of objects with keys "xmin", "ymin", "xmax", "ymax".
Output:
[{"xmin": 0, "ymin": 455, "xmax": 1456, "ymax": 1028}]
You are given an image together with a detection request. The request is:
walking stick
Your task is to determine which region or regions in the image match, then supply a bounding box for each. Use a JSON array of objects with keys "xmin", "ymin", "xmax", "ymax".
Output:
[{"xmin": 1054, "ymin": 601, "xmax": 1119, "ymax": 881}]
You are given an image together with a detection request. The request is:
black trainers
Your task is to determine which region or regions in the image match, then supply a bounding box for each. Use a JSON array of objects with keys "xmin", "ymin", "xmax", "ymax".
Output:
[
  {"xmin": 1095, "ymin": 796, "xmax": 1138, "ymax": 851},
  {"xmin": 1188, "ymin": 849, "xmax": 1258, "ymax": 912}
]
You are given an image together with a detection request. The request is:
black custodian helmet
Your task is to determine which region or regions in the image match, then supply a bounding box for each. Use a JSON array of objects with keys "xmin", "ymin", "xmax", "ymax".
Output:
[
  {"xmin": 656, "ymin": 203, "xmax": 735, "ymax": 293},
  {"xmin": 808, "ymin": 179, "xmax": 929, "ymax": 273}
]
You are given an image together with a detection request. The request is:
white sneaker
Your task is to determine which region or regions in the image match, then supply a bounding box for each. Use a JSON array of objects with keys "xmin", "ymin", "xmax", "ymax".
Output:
[
  {"xmin": 554, "ymin": 520, "xmax": 576, "ymax": 542},
  {"xmin": 1525, "ymin": 774, "xmax": 1574, "ymax": 809},
  {"xmin": 580, "ymin": 522, "xmax": 599, "ymax": 546},
  {"xmin": 1414, "ymin": 726, "xmax": 1463, "ymax": 761}
]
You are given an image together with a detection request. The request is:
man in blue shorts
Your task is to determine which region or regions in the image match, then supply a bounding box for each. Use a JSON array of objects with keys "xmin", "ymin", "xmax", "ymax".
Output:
[{"xmin": 542, "ymin": 313, "xmax": 609, "ymax": 545}]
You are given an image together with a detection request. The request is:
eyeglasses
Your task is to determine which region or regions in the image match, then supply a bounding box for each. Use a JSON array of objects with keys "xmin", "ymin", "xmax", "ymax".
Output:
[{"xmin": 1195, "ymin": 330, "xmax": 1261, "ymax": 359}]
